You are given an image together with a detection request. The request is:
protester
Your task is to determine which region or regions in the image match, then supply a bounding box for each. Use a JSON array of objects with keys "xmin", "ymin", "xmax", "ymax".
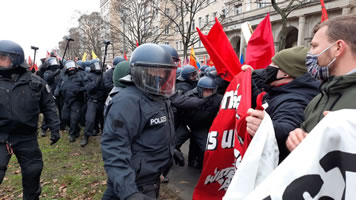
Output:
[
  {"xmin": 245, "ymin": 46, "xmax": 320, "ymax": 161},
  {"xmin": 0, "ymin": 40, "xmax": 60, "ymax": 199},
  {"xmin": 101, "ymin": 43, "xmax": 177, "ymax": 200},
  {"xmin": 286, "ymin": 15, "xmax": 356, "ymax": 152}
]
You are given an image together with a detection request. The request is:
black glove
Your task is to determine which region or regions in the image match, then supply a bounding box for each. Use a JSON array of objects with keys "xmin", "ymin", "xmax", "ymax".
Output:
[
  {"xmin": 173, "ymin": 149, "xmax": 185, "ymax": 167},
  {"xmin": 127, "ymin": 192, "xmax": 155, "ymax": 200},
  {"xmin": 50, "ymin": 132, "xmax": 60, "ymax": 145}
]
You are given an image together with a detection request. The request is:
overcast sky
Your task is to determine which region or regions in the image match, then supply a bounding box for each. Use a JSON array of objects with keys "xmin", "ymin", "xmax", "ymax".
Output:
[{"xmin": 0, "ymin": 0, "xmax": 100, "ymax": 64}]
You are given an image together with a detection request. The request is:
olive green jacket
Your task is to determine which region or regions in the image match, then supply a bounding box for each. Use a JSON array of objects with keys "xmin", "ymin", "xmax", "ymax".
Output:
[{"xmin": 301, "ymin": 72, "xmax": 356, "ymax": 132}]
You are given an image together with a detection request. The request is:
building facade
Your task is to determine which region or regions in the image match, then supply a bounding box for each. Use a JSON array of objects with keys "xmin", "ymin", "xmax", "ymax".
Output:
[{"xmin": 99, "ymin": 0, "xmax": 356, "ymax": 64}]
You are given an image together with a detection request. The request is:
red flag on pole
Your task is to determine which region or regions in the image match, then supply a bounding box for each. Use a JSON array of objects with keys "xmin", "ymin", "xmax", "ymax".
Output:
[
  {"xmin": 136, "ymin": 40, "xmax": 139, "ymax": 47},
  {"xmin": 245, "ymin": 13, "xmax": 275, "ymax": 70},
  {"xmin": 124, "ymin": 52, "xmax": 128, "ymax": 60},
  {"xmin": 320, "ymin": 0, "xmax": 328, "ymax": 22},
  {"xmin": 193, "ymin": 69, "xmax": 252, "ymax": 200},
  {"xmin": 197, "ymin": 18, "xmax": 242, "ymax": 82},
  {"xmin": 28, "ymin": 56, "xmax": 32, "ymax": 66}
]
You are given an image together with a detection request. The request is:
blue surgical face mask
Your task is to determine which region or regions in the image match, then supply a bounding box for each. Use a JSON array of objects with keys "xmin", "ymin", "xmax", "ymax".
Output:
[{"xmin": 306, "ymin": 42, "xmax": 337, "ymax": 81}]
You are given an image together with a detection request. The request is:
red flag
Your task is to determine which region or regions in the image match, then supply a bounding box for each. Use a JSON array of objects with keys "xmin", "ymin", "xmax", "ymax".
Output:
[
  {"xmin": 124, "ymin": 52, "xmax": 128, "ymax": 60},
  {"xmin": 207, "ymin": 57, "xmax": 214, "ymax": 66},
  {"xmin": 136, "ymin": 40, "xmax": 139, "ymax": 47},
  {"xmin": 197, "ymin": 18, "xmax": 242, "ymax": 82},
  {"xmin": 193, "ymin": 69, "xmax": 252, "ymax": 200},
  {"xmin": 320, "ymin": 0, "xmax": 328, "ymax": 22},
  {"xmin": 245, "ymin": 13, "xmax": 275, "ymax": 70},
  {"xmin": 28, "ymin": 56, "xmax": 32, "ymax": 66}
]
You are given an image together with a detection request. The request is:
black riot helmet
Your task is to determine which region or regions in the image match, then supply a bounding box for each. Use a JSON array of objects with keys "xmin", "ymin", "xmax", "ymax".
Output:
[
  {"xmin": 112, "ymin": 56, "xmax": 125, "ymax": 67},
  {"xmin": 199, "ymin": 65, "xmax": 209, "ymax": 77},
  {"xmin": 90, "ymin": 59, "xmax": 102, "ymax": 73},
  {"xmin": 0, "ymin": 40, "xmax": 25, "ymax": 69},
  {"xmin": 178, "ymin": 65, "xmax": 198, "ymax": 82},
  {"xmin": 197, "ymin": 76, "xmax": 217, "ymax": 98},
  {"xmin": 159, "ymin": 44, "xmax": 180, "ymax": 66},
  {"xmin": 130, "ymin": 43, "xmax": 177, "ymax": 97}
]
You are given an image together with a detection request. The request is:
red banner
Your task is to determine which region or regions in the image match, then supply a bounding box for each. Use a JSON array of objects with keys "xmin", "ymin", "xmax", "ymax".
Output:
[{"xmin": 193, "ymin": 69, "xmax": 252, "ymax": 200}]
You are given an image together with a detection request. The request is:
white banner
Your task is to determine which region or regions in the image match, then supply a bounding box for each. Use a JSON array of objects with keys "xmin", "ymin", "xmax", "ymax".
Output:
[
  {"xmin": 224, "ymin": 111, "xmax": 279, "ymax": 200},
  {"xmin": 243, "ymin": 109, "xmax": 356, "ymax": 200}
]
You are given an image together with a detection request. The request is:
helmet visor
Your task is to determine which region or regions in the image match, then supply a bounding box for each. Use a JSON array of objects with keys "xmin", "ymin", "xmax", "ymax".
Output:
[
  {"xmin": 132, "ymin": 65, "xmax": 177, "ymax": 97},
  {"xmin": 0, "ymin": 53, "xmax": 12, "ymax": 68},
  {"xmin": 92, "ymin": 62, "xmax": 101, "ymax": 71}
]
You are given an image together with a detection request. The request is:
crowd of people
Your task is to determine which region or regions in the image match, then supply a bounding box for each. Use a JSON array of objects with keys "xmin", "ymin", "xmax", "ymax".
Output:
[{"xmin": 0, "ymin": 14, "xmax": 356, "ymax": 200}]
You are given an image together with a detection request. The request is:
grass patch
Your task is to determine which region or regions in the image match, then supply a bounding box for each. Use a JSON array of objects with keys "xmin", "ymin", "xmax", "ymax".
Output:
[{"xmin": 0, "ymin": 129, "xmax": 180, "ymax": 200}]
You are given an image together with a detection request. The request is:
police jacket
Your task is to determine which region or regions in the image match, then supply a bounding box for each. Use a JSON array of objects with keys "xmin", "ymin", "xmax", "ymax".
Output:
[
  {"xmin": 85, "ymin": 72, "xmax": 106, "ymax": 101},
  {"xmin": 175, "ymin": 80, "xmax": 197, "ymax": 94},
  {"xmin": 43, "ymin": 68, "xmax": 61, "ymax": 95},
  {"xmin": 103, "ymin": 68, "xmax": 114, "ymax": 95},
  {"xmin": 263, "ymin": 73, "xmax": 320, "ymax": 161},
  {"xmin": 56, "ymin": 71, "xmax": 85, "ymax": 104},
  {"xmin": 0, "ymin": 68, "xmax": 60, "ymax": 142},
  {"xmin": 104, "ymin": 86, "xmax": 122, "ymax": 118},
  {"xmin": 101, "ymin": 85, "xmax": 175, "ymax": 200},
  {"xmin": 179, "ymin": 89, "xmax": 223, "ymax": 131}
]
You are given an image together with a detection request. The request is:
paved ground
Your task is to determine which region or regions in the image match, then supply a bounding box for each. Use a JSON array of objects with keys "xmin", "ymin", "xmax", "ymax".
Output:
[{"xmin": 165, "ymin": 141, "xmax": 202, "ymax": 200}]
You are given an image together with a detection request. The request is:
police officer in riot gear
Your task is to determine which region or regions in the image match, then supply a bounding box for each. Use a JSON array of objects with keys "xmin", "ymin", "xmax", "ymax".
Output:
[
  {"xmin": 101, "ymin": 43, "xmax": 177, "ymax": 200},
  {"xmin": 55, "ymin": 60, "xmax": 85, "ymax": 142},
  {"xmin": 0, "ymin": 40, "xmax": 60, "ymax": 199},
  {"xmin": 103, "ymin": 56, "xmax": 125, "ymax": 95},
  {"xmin": 176, "ymin": 65, "xmax": 198, "ymax": 93},
  {"xmin": 81, "ymin": 59, "xmax": 106, "ymax": 147},
  {"xmin": 41, "ymin": 57, "xmax": 62, "ymax": 136},
  {"xmin": 173, "ymin": 76, "xmax": 222, "ymax": 168}
]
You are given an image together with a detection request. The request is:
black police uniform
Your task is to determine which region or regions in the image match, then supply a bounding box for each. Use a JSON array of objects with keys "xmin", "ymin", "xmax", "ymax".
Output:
[
  {"xmin": 55, "ymin": 70, "xmax": 85, "ymax": 139},
  {"xmin": 84, "ymin": 72, "xmax": 106, "ymax": 137},
  {"xmin": 101, "ymin": 85, "xmax": 175, "ymax": 200},
  {"xmin": 0, "ymin": 67, "xmax": 60, "ymax": 199},
  {"xmin": 103, "ymin": 68, "xmax": 114, "ymax": 96}
]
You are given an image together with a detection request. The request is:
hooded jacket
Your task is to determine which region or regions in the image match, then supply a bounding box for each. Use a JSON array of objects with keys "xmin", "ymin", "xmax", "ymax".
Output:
[{"xmin": 301, "ymin": 72, "xmax": 356, "ymax": 132}]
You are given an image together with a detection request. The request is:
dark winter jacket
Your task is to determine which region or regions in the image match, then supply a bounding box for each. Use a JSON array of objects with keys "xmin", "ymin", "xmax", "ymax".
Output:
[
  {"xmin": 263, "ymin": 73, "xmax": 320, "ymax": 161},
  {"xmin": 0, "ymin": 68, "xmax": 60, "ymax": 142}
]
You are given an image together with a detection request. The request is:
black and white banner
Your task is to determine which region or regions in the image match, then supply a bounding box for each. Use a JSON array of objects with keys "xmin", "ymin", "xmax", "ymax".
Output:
[{"xmin": 242, "ymin": 109, "xmax": 356, "ymax": 200}]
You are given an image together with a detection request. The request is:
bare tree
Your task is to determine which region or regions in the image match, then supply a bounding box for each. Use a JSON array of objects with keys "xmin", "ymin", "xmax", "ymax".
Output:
[
  {"xmin": 271, "ymin": 0, "xmax": 311, "ymax": 51},
  {"xmin": 155, "ymin": 0, "xmax": 211, "ymax": 59},
  {"xmin": 105, "ymin": 0, "xmax": 169, "ymax": 53}
]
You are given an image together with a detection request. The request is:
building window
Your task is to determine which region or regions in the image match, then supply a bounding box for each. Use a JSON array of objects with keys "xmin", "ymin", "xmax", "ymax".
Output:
[
  {"xmin": 179, "ymin": 41, "xmax": 183, "ymax": 50},
  {"xmin": 165, "ymin": 8, "xmax": 170, "ymax": 16},
  {"xmin": 198, "ymin": 17, "xmax": 202, "ymax": 28},
  {"xmin": 235, "ymin": 5, "xmax": 242, "ymax": 15},
  {"xmin": 192, "ymin": 19, "xmax": 195, "ymax": 31},
  {"xmin": 165, "ymin": 25, "xmax": 170, "ymax": 34},
  {"xmin": 257, "ymin": 0, "xmax": 267, "ymax": 8},
  {"xmin": 199, "ymin": 40, "xmax": 201, "ymax": 47},
  {"xmin": 176, "ymin": 41, "xmax": 179, "ymax": 50},
  {"xmin": 165, "ymin": 42, "xmax": 169, "ymax": 45},
  {"xmin": 213, "ymin": 12, "xmax": 217, "ymax": 19},
  {"xmin": 186, "ymin": 21, "xmax": 189, "ymax": 32},
  {"xmin": 205, "ymin": 15, "xmax": 209, "ymax": 25}
]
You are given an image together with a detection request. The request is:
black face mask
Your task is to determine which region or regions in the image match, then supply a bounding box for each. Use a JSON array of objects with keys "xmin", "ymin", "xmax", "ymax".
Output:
[{"xmin": 264, "ymin": 66, "xmax": 284, "ymax": 84}]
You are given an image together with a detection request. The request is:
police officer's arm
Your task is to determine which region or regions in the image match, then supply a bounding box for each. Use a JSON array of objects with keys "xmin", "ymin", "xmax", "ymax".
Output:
[
  {"xmin": 85, "ymin": 74, "xmax": 101, "ymax": 93},
  {"xmin": 43, "ymin": 70, "xmax": 60, "ymax": 83},
  {"xmin": 39, "ymin": 80, "xmax": 60, "ymax": 144},
  {"xmin": 101, "ymin": 97, "xmax": 142, "ymax": 200},
  {"xmin": 171, "ymin": 92, "xmax": 205, "ymax": 109}
]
